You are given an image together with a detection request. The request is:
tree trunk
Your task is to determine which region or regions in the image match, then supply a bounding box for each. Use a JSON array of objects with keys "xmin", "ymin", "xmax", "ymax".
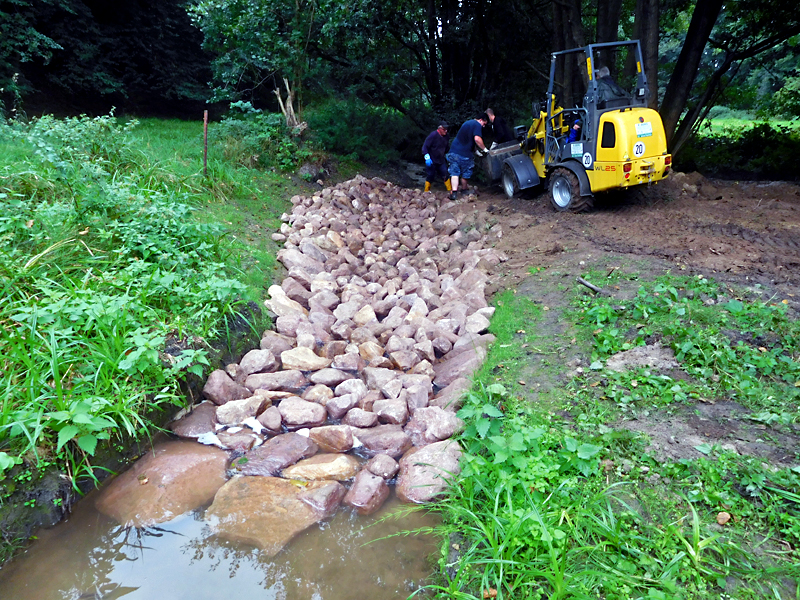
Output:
[
  {"xmin": 274, "ymin": 77, "xmax": 307, "ymax": 134},
  {"xmin": 596, "ymin": 0, "xmax": 623, "ymax": 76},
  {"xmin": 636, "ymin": 0, "xmax": 659, "ymax": 109},
  {"xmin": 425, "ymin": 0, "xmax": 441, "ymax": 103},
  {"xmin": 552, "ymin": 0, "xmax": 585, "ymax": 108},
  {"xmin": 660, "ymin": 0, "xmax": 724, "ymax": 143}
]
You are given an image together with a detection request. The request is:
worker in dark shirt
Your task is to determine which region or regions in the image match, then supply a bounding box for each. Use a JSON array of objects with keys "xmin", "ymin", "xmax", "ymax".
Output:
[
  {"xmin": 486, "ymin": 108, "xmax": 515, "ymax": 147},
  {"xmin": 422, "ymin": 121, "xmax": 451, "ymax": 192},
  {"xmin": 446, "ymin": 114, "xmax": 489, "ymax": 200}
]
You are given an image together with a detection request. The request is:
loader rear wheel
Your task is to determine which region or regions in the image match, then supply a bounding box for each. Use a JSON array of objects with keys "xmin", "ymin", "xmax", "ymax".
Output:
[
  {"xmin": 502, "ymin": 164, "xmax": 520, "ymax": 198},
  {"xmin": 549, "ymin": 168, "xmax": 594, "ymax": 212}
]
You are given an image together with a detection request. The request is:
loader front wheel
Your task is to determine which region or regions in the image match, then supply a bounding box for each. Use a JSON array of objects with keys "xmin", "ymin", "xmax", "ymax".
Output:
[
  {"xmin": 549, "ymin": 168, "xmax": 593, "ymax": 212},
  {"xmin": 502, "ymin": 164, "xmax": 520, "ymax": 198}
]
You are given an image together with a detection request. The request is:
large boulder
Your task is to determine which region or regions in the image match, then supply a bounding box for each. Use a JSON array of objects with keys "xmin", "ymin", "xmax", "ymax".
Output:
[
  {"xmin": 206, "ymin": 476, "xmax": 331, "ymax": 556},
  {"xmin": 396, "ymin": 440, "xmax": 462, "ymax": 504},
  {"xmin": 95, "ymin": 441, "xmax": 228, "ymax": 527}
]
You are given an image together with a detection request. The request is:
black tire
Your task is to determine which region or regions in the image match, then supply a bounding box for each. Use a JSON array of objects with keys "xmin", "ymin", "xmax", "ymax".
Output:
[
  {"xmin": 548, "ymin": 167, "xmax": 594, "ymax": 212},
  {"xmin": 502, "ymin": 164, "xmax": 520, "ymax": 198}
]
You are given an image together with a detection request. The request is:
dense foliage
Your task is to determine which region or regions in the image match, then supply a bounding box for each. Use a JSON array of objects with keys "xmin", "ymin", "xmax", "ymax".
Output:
[
  {"xmin": 676, "ymin": 122, "xmax": 800, "ymax": 179},
  {"xmin": 0, "ymin": 114, "xmax": 297, "ymax": 496},
  {"xmin": 0, "ymin": 0, "xmax": 211, "ymax": 117}
]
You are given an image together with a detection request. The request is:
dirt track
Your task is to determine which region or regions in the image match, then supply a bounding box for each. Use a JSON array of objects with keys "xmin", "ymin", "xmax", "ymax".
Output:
[
  {"xmin": 458, "ymin": 172, "xmax": 800, "ymax": 301},
  {"xmin": 390, "ymin": 169, "xmax": 800, "ymax": 465}
]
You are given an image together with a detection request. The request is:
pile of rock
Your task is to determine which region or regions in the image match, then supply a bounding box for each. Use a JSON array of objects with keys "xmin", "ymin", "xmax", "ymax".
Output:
[{"xmin": 107, "ymin": 177, "xmax": 505, "ymax": 552}]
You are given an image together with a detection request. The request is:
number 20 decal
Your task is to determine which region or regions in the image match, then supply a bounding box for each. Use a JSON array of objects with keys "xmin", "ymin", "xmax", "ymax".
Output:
[{"xmin": 633, "ymin": 141, "xmax": 645, "ymax": 157}]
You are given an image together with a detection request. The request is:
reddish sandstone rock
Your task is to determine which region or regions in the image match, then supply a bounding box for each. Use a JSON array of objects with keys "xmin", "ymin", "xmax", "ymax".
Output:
[
  {"xmin": 234, "ymin": 433, "xmax": 318, "ymax": 476},
  {"xmin": 282, "ymin": 453, "xmax": 361, "ymax": 481},
  {"xmin": 170, "ymin": 402, "xmax": 218, "ymax": 439},
  {"xmin": 405, "ymin": 407, "xmax": 463, "ymax": 446},
  {"xmin": 207, "ymin": 476, "xmax": 331, "ymax": 556},
  {"xmin": 245, "ymin": 370, "xmax": 308, "ymax": 394},
  {"xmin": 278, "ymin": 396, "xmax": 327, "ymax": 429},
  {"xmin": 298, "ymin": 481, "xmax": 347, "ymax": 519},
  {"xmin": 95, "ymin": 441, "xmax": 228, "ymax": 527},
  {"xmin": 396, "ymin": 440, "xmax": 462, "ymax": 504},
  {"xmin": 202, "ymin": 370, "xmax": 252, "ymax": 406},
  {"xmin": 365, "ymin": 454, "xmax": 400, "ymax": 480},
  {"xmin": 308, "ymin": 425, "xmax": 354, "ymax": 453},
  {"xmin": 343, "ymin": 470, "xmax": 389, "ymax": 515},
  {"xmin": 351, "ymin": 424, "xmax": 412, "ymax": 458}
]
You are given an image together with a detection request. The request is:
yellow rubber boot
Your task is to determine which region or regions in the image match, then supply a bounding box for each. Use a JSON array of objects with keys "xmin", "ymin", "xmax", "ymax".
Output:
[
  {"xmin": 424, "ymin": 181, "xmax": 431, "ymax": 192},
  {"xmin": 444, "ymin": 179, "xmax": 452, "ymax": 191}
]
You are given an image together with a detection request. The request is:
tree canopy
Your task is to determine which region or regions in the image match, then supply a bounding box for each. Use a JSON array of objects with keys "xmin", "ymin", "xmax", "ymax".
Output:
[{"xmin": 2, "ymin": 0, "xmax": 799, "ymax": 153}]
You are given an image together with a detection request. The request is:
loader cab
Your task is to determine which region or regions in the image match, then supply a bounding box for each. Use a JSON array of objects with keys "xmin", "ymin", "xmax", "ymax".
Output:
[
  {"xmin": 501, "ymin": 39, "xmax": 670, "ymax": 211},
  {"xmin": 544, "ymin": 41, "xmax": 650, "ymax": 168}
]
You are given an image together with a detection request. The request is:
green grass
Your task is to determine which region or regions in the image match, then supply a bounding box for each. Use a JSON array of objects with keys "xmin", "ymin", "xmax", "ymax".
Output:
[
  {"xmin": 420, "ymin": 270, "xmax": 800, "ymax": 599},
  {"xmin": 705, "ymin": 117, "xmax": 800, "ymax": 133},
  {"xmin": 0, "ymin": 113, "xmax": 302, "ymax": 504}
]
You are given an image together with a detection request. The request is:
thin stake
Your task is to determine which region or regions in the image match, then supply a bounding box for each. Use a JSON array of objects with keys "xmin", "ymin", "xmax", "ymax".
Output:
[{"xmin": 203, "ymin": 110, "xmax": 208, "ymax": 178}]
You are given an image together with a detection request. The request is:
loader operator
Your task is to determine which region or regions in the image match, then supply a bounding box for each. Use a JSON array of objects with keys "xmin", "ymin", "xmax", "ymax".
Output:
[
  {"xmin": 422, "ymin": 121, "xmax": 451, "ymax": 193},
  {"xmin": 446, "ymin": 113, "xmax": 489, "ymax": 201},
  {"xmin": 596, "ymin": 66, "xmax": 629, "ymax": 107}
]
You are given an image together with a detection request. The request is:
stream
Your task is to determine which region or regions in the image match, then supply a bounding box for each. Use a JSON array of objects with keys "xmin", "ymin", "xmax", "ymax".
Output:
[{"xmin": 0, "ymin": 444, "xmax": 440, "ymax": 600}]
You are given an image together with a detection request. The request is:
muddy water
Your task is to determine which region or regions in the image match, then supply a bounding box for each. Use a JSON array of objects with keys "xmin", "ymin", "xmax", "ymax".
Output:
[{"xmin": 0, "ymin": 481, "xmax": 439, "ymax": 600}]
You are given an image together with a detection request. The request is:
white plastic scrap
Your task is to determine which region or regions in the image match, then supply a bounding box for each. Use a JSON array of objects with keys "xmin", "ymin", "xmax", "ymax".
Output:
[
  {"xmin": 196, "ymin": 431, "xmax": 225, "ymax": 449},
  {"xmin": 242, "ymin": 417, "xmax": 265, "ymax": 434}
]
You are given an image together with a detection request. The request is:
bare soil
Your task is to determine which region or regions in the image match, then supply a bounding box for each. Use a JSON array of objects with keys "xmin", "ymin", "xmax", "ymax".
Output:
[{"xmin": 401, "ymin": 167, "xmax": 800, "ymax": 466}]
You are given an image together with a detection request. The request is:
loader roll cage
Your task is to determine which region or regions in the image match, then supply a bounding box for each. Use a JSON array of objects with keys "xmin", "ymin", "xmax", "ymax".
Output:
[{"xmin": 544, "ymin": 40, "xmax": 649, "ymax": 165}]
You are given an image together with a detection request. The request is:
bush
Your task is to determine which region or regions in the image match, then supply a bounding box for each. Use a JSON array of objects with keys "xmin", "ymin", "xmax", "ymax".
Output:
[
  {"xmin": 212, "ymin": 102, "xmax": 312, "ymax": 170},
  {"xmin": 0, "ymin": 114, "xmax": 250, "ymax": 487},
  {"xmin": 305, "ymin": 99, "xmax": 415, "ymax": 164},
  {"xmin": 677, "ymin": 123, "xmax": 800, "ymax": 180}
]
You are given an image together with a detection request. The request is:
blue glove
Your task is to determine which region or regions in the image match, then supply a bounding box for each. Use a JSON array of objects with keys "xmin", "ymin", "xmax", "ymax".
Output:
[{"xmin": 424, "ymin": 153, "xmax": 432, "ymax": 167}]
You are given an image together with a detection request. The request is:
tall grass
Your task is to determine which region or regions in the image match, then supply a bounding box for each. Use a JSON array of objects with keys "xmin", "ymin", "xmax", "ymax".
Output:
[{"xmin": 0, "ymin": 112, "xmax": 293, "ymax": 490}]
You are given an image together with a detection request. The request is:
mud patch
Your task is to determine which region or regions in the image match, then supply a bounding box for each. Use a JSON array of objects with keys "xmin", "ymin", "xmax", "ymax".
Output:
[{"xmin": 618, "ymin": 401, "xmax": 800, "ymax": 467}]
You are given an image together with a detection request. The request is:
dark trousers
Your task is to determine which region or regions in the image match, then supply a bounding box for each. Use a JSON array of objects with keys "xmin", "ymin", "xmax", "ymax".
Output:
[{"xmin": 425, "ymin": 161, "xmax": 448, "ymax": 182}]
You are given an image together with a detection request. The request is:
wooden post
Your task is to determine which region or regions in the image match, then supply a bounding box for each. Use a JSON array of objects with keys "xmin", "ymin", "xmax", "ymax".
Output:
[{"xmin": 203, "ymin": 110, "xmax": 208, "ymax": 178}]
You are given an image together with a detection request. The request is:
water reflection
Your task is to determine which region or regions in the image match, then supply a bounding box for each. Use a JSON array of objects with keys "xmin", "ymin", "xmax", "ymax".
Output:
[{"xmin": 0, "ymin": 489, "xmax": 439, "ymax": 600}]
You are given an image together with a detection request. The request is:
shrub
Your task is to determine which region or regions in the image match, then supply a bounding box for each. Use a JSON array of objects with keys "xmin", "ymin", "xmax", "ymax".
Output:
[
  {"xmin": 212, "ymin": 102, "xmax": 311, "ymax": 170},
  {"xmin": 305, "ymin": 98, "xmax": 415, "ymax": 164},
  {"xmin": 677, "ymin": 123, "xmax": 800, "ymax": 179}
]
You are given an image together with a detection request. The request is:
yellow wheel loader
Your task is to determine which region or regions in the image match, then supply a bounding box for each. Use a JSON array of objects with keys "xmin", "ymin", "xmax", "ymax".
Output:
[{"xmin": 502, "ymin": 40, "xmax": 672, "ymax": 211}]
